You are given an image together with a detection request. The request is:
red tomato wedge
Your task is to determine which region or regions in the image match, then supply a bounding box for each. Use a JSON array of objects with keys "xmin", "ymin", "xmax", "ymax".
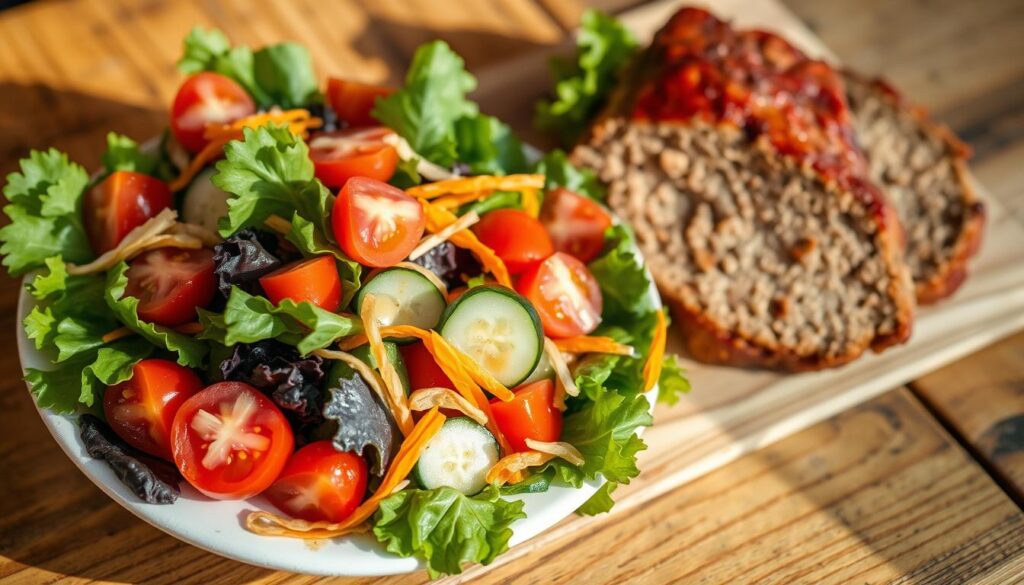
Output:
[
  {"xmin": 309, "ymin": 128, "xmax": 399, "ymax": 188},
  {"xmin": 516, "ymin": 252, "xmax": 603, "ymax": 338},
  {"xmin": 171, "ymin": 72, "xmax": 255, "ymax": 153},
  {"xmin": 125, "ymin": 248, "xmax": 216, "ymax": 326},
  {"xmin": 540, "ymin": 187, "xmax": 613, "ymax": 263},
  {"xmin": 326, "ymin": 78, "xmax": 394, "ymax": 127},
  {"xmin": 84, "ymin": 171, "xmax": 173, "ymax": 255},
  {"xmin": 490, "ymin": 380, "xmax": 562, "ymax": 452},
  {"xmin": 264, "ymin": 441, "xmax": 368, "ymax": 523},
  {"xmin": 472, "ymin": 209, "xmax": 554, "ymax": 275},
  {"xmin": 332, "ymin": 177, "xmax": 426, "ymax": 268},
  {"xmin": 401, "ymin": 341, "xmax": 454, "ymax": 391},
  {"xmin": 171, "ymin": 382, "xmax": 294, "ymax": 500},
  {"xmin": 259, "ymin": 256, "xmax": 342, "ymax": 312},
  {"xmin": 103, "ymin": 359, "xmax": 204, "ymax": 460}
]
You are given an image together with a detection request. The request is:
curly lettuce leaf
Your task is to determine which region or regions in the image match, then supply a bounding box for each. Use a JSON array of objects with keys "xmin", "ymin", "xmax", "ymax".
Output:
[
  {"xmin": 576, "ymin": 482, "xmax": 617, "ymax": 516},
  {"xmin": 373, "ymin": 486, "xmax": 526, "ymax": 578},
  {"xmin": 101, "ymin": 133, "xmax": 158, "ymax": 175},
  {"xmin": 657, "ymin": 353, "xmax": 692, "ymax": 406},
  {"xmin": 104, "ymin": 262, "xmax": 208, "ymax": 368},
  {"xmin": 0, "ymin": 149, "xmax": 92, "ymax": 275},
  {"xmin": 589, "ymin": 225, "xmax": 654, "ymax": 321},
  {"xmin": 26, "ymin": 340, "xmax": 151, "ymax": 414},
  {"xmin": 198, "ymin": 286, "xmax": 360, "ymax": 355},
  {"xmin": 453, "ymin": 114, "xmax": 528, "ymax": 175},
  {"xmin": 536, "ymin": 9, "xmax": 638, "ymax": 145},
  {"xmin": 534, "ymin": 149, "xmax": 604, "ymax": 200}
]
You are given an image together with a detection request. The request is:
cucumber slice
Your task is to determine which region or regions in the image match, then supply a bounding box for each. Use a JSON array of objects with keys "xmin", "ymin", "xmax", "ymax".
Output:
[
  {"xmin": 520, "ymin": 351, "xmax": 555, "ymax": 385},
  {"xmin": 181, "ymin": 167, "xmax": 230, "ymax": 233},
  {"xmin": 356, "ymin": 266, "xmax": 447, "ymax": 333},
  {"xmin": 439, "ymin": 285, "xmax": 543, "ymax": 387},
  {"xmin": 413, "ymin": 417, "xmax": 499, "ymax": 495},
  {"xmin": 347, "ymin": 342, "xmax": 410, "ymax": 395}
]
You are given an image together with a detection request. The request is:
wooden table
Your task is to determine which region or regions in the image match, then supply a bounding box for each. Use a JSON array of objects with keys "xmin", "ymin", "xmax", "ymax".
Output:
[{"xmin": 2, "ymin": 0, "xmax": 1024, "ymax": 583}]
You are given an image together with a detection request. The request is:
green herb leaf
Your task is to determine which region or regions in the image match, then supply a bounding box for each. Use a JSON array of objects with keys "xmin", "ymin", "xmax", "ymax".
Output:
[
  {"xmin": 101, "ymin": 133, "xmax": 158, "ymax": 176},
  {"xmin": 104, "ymin": 262, "xmax": 208, "ymax": 368},
  {"xmin": 536, "ymin": 9, "xmax": 638, "ymax": 145},
  {"xmin": 534, "ymin": 149, "xmax": 604, "ymax": 200},
  {"xmin": 373, "ymin": 486, "xmax": 526, "ymax": 578},
  {"xmin": 1, "ymin": 149, "xmax": 92, "ymax": 274}
]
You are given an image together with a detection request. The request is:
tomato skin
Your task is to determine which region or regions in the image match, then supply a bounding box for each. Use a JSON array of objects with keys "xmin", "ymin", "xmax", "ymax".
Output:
[
  {"xmin": 540, "ymin": 188, "xmax": 613, "ymax": 263},
  {"xmin": 259, "ymin": 256, "xmax": 342, "ymax": 312},
  {"xmin": 309, "ymin": 128, "xmax": 398, "ymax": 188},
  {"xmin": 326, "ymin": 78, "xmax": 394, "ymax": 127},
  {"xmin": 171, "ymin": 382, "xmax": 294, "ymax": 500},
  {"xmin": 125, "ymin": 248, "xmax": 216, "ymax": 326},
  {"xmin": 472, "ymin": 209, "xmax": 555, "ymax": 275},
  {"xmin": 516, "ymin": 252, "xmax": 603, "ymax": 338},
  {"xmin": 400, "ymin": 341, "xmax": 454, "ymax": 390},
  {"xmin": 332, "ymin": 177, "xmax": 426, "ymax": 268},
  {"xmin": 103, "ymin": 359, "xmax": 204, "ymax": 460},
  {"xmin": 84, "ymin": 171, "xmax": 173, "ymax": 255},
  {"xmin": 490, "ymin": 380, "xmax": 562, "ymax": 452},
  {"xmin": 264, "ymin": 441, "xmax": 368, "ymax": 523},
  {"xmin": 171, "ymin": 72, "xmax": 256, "ymax": 153}
]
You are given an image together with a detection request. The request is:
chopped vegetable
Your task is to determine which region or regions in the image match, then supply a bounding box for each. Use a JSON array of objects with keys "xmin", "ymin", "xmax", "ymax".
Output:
[
  {"xmin": 67, "ymin": 208, "xmax": 197, "ymax": 275},
  {"xmin": 408, "ymin": 387, "xmax": 488, "ymax": 425},
  {"xmin": 524, "ymin": 438, "xmax": 585, "ymax": 467},
  {"xmin": 361, "ymin": 295, "xmax": 415, "ymax": 436},
  {"xmin": 485, "ymin": 451, "xmax": 555, "ymax": 486},
  {"xmin": 554, "ymin": 336, "xmax": 634, "ymax": 356},
  {"xmin": 323, "ymin": 359, "xmax": 396, "ymax": 476},
  {"xmin": 544, "ymin": 338, "xmax": 578, "ymax": 410},
  {"xmin": 643, "ymin": 310, "xmax": 667, "ymax": 392},
  {"xmin": 409, "ymin": 210, "xmax": 479, "ymax": 261},
  {"xmin": 211, "ymin": 228, "xmax": 284, "ymax": 298},
  {"xmin": 80, "ymin": 414, "xmax": 181, "ymax": 504},
  {"xmin": 422, "ymin": 200, "xmax": 512, "ymax": 286},
  {"xmin": 407, "ymin": 174, "xmax": 544, "ymax": 200},
  {"xmin": 220, "ymin": 340, "xmax": 326, "ymax": 426}
]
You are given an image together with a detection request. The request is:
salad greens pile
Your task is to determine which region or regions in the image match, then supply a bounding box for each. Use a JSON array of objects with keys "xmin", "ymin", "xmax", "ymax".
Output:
[{"xmin": 1, "ymin": 13, "xmax": 688, "ymax": 578}]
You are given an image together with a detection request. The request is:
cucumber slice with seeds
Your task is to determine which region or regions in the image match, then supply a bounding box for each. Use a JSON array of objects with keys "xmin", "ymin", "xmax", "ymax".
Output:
[
  {"xmin": 413, "ymin": 417, "xmax": 499, "ymax": 495},
  {"xmin": 355, "ymin": 266, "xmax": 447, "ymax": 332}
]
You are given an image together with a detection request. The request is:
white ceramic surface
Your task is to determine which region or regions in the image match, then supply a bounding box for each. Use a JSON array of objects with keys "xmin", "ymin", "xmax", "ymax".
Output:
[{"xmin": 16, "ymin": 254, "xmax": 661, "ymax": 577}]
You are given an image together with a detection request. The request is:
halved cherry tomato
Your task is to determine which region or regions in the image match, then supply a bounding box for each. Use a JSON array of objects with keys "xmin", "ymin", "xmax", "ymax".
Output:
[
  {"xmin": 171, "ymin": 382, "xmax": 294, "ymax": 500},
  {"xmin": 540, "ymin": 188, "xmax": 613, "ymax": 263},
  {"xmin": 103, "ymin": 359, "xmax": 204, "ymax": 460},
  {"xmin": 472, "ymin": 209, "xmax": 554, "ymax": 275},
  {"xmin": 259, "ymin": 256, "xmax": 342, "ymax": 312},
  {"xmin": 309, "ymin": 128, "xmax": 398, "ymax": 188},
  {"xmin": 84, "ymin": 171, "xmax": 173, "ymax": 255},
  {"xmin": 125, "ymin": 248, "xmax": 216, "ymax": 326},
  {"xmin": 491, "ymin": 379, "xmax": 562, "ymax": 452},
  {"xmin": 332, "ymin": 177, "xmax": 426, "ymax": 268},
  {"xmin": 264, "ymin": 441, "xmax": 368, "ymax": 523},
  {"xmin": 400, "ymin": 341, "xmax": 454, "ymax": 391},
  {"xmin": 171, "ymin": 72, "xmax": 255, "ymax": 153},
  {"xmin": 516, "ymin": 252, "xmax": 603, "ymax": 338},
  {"xmin": 326, "ymin": 78, "xmax": 395, "ymax": 127}
]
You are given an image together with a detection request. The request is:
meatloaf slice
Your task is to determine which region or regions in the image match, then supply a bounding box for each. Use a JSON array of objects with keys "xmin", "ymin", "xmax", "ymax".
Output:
[
  {"xmin": 843, "ymin": 73, "xmax": 985, "ymax": 303},
  {"xmin": 572, "ymin": 7, "xmax": 915, "ymax": 370}
]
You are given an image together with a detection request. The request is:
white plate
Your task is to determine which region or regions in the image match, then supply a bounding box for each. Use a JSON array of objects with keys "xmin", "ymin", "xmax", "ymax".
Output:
[{"xmin": 15, "ymin": 245, "xmax": 660, "ymax": 577}]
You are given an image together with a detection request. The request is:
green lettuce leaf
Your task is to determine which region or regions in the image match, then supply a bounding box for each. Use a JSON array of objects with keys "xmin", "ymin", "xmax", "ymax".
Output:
[
  {"xmin": 373, "ymin": 486, "xmax": 526, "ymax": 578},
  {"xmin": 657, "ymin": 353, "xmax": 692, "ymax": 406},
  {"xmin": 536, "ymin": 9, "xmax": 638, "ymax": 145},
  {"xmin": 576, "ymin": 482, "xmax": 617, "ymax": 516},
  {"xmin": 0, "ymin": 149, "xmax": 92, "ymax": 275},
  {"xmin": 26, "ymin": 340, "xmax": 151, "ymax": 414},
  {"xmin": 101, "ymin": 132, "xmax": 158, "ymax": 175},
  {"xmin": 104, "ymin": 262, "xmax": 208, "ymax": 368},
  {"xmin": 534, "ymin": 149, "xmax": 604, "ymax": 200},
  {"xmin": 453, "ymin": 114, "xmax": 528, "ymax": 175},
  {"xmin": 198, "ymin": 286, "xmax": 361, "ymax": 355},
  {"xmin": 589, "ymin": 225, "xmax": 654, "ymax": 321}
]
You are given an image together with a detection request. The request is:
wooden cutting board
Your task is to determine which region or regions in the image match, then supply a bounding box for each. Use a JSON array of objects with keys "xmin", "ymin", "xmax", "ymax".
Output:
[{"xmin": 451, "ymin": 0, "xmax": 1024, "ymax": 580}]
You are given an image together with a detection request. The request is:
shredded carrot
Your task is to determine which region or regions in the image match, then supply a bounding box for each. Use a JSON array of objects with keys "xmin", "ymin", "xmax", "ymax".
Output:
[
  {"xmin": 447, "ymin": 344, "xmax": 514, "ymax": 402},
  {"xmin": 520, "ymin": 188, "xmax": 540, "ymax": 218},
  {"xmin": 337, "ymin": 324, "xmax": 428, "ymax": 351},
  {"xmin": 408, "ymin": 210, "xmax": 479, "ymax": 261},
  {"xmin": 408, "ymin": 387, "xmax": 488, "ymax": 426},
  {"xmin": 642, "ymin": 310, "xmax": 668, "ymax": 392},
  {"xmin": 263, "ymin": 214, "xmax": 293, "ymax": 235},
  {"xmin": 545, "ymin": 338, "xmax": 577, "ymax": 411},
  {"xmin": 361, "ymin": 296, "xmax": 415, "ymax": 436},
  {"xmin": 554, "ymin": 336, "xmax": 635, "ymax": 356},
  {"xmin": 245, "ymin": 408, "xmax": 446, "ymax": 539},
  {"xmin": 524, "ymin": 439, "xmax": 585, "ymax": 466},
  {"xmin": 431, "ymin": 191, "xmax": 487, "ymax": 210},
  {"xmin": 101, "ymin": 327, "xmax": 133, "ymax": 344},
  {"xmin": 486, "ymin": 451, "xmax": 555, "ymax": 486},
  {"xmin": 406, "ymin": 174, "xmax": 545, "ymax": 200},
  {"xmin": 420, "ymin": 201, "xmax": 511, "ymax": 287},
  {"xmin": 169, "ymin": 109, "xmax": 321, "ymax": 192},
  {"xmin": 173, "ymin": 322, "xmax": 204, "ymax": 335}
]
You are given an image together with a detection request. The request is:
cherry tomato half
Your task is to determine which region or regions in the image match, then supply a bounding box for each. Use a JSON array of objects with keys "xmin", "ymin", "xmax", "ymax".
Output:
[
  {"xmin": 103, "ymin": 359, "xmax": 204, "ymax": 460},
  {"xmin": 171, "ymin": 382, "xmax": 294, "ymax": 500},
  {"xmin": 171, "ymin": 72, "xmax": 255, "ymax": 153},
  {"xmin": 516, "ymin": 252, "xmax": 603, "ymax": 338},
  {"xmin": 264, "ymin": 441, "xmax": 368, "ymax": 523},
  {"xmin": 326, "ymin": 78, "xmax": 395, "ymax": 127},
  {"xmin": 540, "ymin": 188, "xmax": 613, "ymax": 263},
  {"xmin": 309, "ymin": 127, "xmax": 399, "ymax": 188},
  {"xmin": 125, "ymin": 248, "xmax": 216, "ymax": 326},
  {"xmin": 84, "ymin": 171, "xmax": 173, "ymax": 255},
  {"xmin": 332, "ymin": 177, "xmax": 426, "ymax": 268},
  {"xmin": 490, "ymin": 379, "xmax": 562, "ymax": 452},
  {"xmin": 401, "ymin": 341, "xmax": 454, "ymax": 391},
  {"xmin": 472, "ymin": 209, "xmax": 554, "ymax": 275},
  {"xmin": 259, "ymin": 256, "xmax": 342, "ymax": 312}
]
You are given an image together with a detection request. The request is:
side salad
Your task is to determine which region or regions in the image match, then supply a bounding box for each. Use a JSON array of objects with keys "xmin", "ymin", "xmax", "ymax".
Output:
[{"xmin": 2, "ymin": 20, "xmax": 688, "ymax": 578}]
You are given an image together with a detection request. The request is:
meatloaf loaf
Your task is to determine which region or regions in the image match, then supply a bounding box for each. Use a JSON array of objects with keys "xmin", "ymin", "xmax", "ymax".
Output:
[
  {"xmin": 572, "ymin": 7, "xmax": 915, "ymax": 370},
  {"xmin": 843, "ymin": 72, "xmax": 985, "ymax": 303}
]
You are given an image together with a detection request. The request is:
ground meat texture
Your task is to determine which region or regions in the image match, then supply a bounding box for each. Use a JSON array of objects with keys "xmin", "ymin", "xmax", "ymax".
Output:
[{"xmin": 844, "ymin": 73, "xmax": 985, "ymax": 303}]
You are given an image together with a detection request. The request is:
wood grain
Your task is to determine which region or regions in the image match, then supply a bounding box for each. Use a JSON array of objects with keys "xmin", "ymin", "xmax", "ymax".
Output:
[{"xmin": 0, "ymin": 0, "xmax": 1023, "ymax": 583}]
